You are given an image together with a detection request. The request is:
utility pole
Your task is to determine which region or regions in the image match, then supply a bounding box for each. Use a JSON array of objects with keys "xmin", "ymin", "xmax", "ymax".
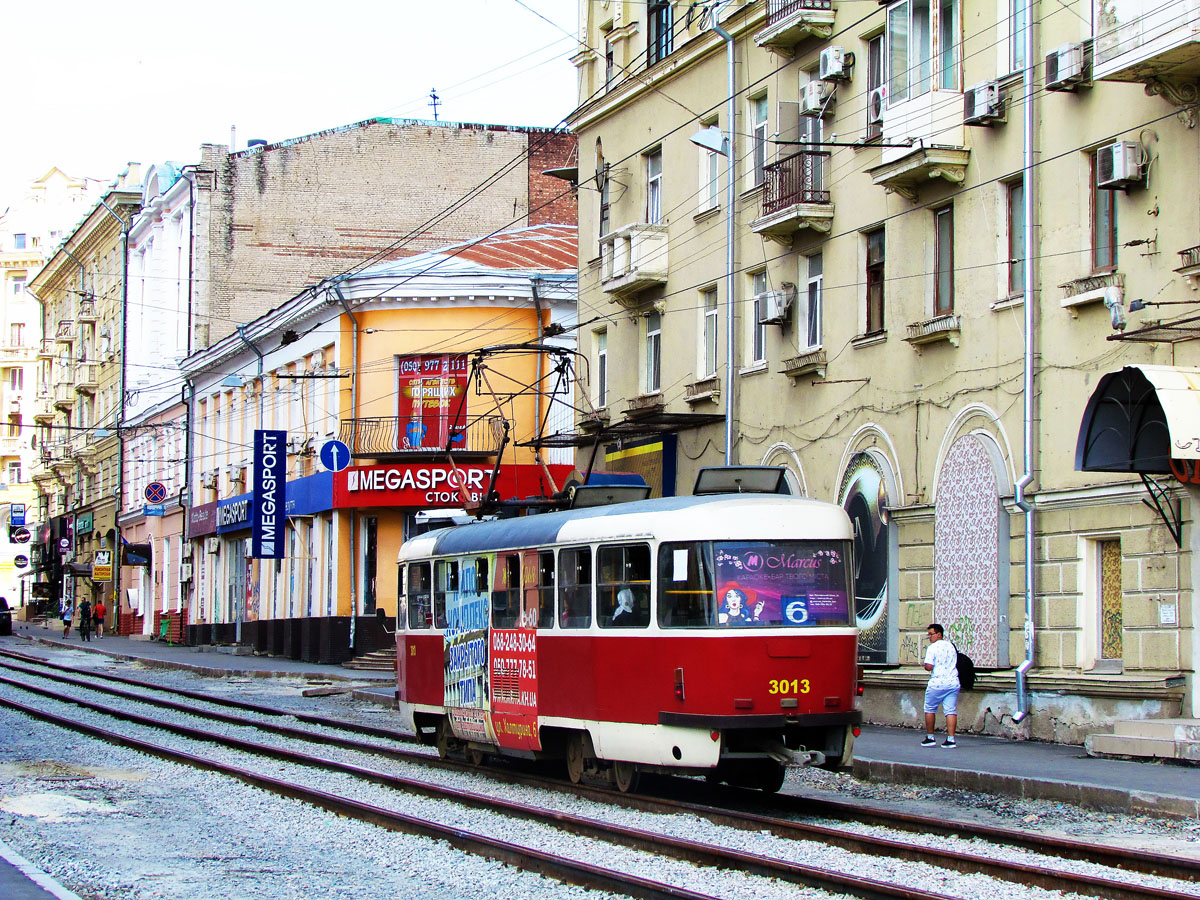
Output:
[{"xmin": 429, "ymin": 88, "xmax": 441, "ymax": 122}]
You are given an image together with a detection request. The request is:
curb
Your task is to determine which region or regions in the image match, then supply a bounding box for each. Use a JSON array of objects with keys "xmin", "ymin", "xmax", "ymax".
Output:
[
  {"xmin": 12, "ymin": 632, "xmax": 379, "ymax": 683},
  {"xmin": 852, "ymin": 758, "xmax": 1200, "ymax": 819},
  {"xmin": 0, "ymin": 838, "xmax": 85, "ymax": 900}
]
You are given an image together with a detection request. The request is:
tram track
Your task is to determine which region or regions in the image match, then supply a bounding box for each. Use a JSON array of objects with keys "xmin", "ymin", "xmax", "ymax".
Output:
[
  {"xmin": 3, "ymin": 647, "xmax": 1195, "ymax": 884},
  {"xmin": 2, "ymin": 652, "xmax": 1198, "ymax": 900}
]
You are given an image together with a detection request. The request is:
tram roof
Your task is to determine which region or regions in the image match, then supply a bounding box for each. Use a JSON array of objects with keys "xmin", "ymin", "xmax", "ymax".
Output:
[{"xmin": 400, "ymin": 493, "xmax": 851, "ymax": 560}]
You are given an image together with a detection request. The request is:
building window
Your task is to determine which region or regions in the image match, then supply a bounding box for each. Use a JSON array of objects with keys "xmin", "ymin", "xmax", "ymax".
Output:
[
  {"xmin": 867, "ymin": 35, "xmax": 884, "ymax": 140},
  {"xmin": 9, "ymin": 324, "xmax": 22, "ymax": 347},
  {"xmin": 6, "ymin": 461, "xmax": 20, "ymax": 485},
  {"xmin": 648, "ymin": 0, "xmax": 673, "ymax": 65},
  {"xmin": 596, "ymin": 329, "xmax": 608, "ymax": 407},
  {"xmin": 599, "ymin": 164, "xmax": 611, "ymax": 238},
  {"xmin": 1098, "ymin": 539, "xmax": 1123, "ymax": 662},
  {"xmin": 751, "ymin": 96, "xmax": 769, "ymax": 187},
  {"xmin": 13, "ymin": 234, "xmax": 25, "ymax": 250},
  {"xmin": 605, "ymin": 39, "xmax": 616, "ymax": 87},
  {"xmin": 934, "ymin": 206, "xmax": 954, "ymax": 315},
  {"xmin": 701, "ymin": 288, "xmax": 719, "ymax": 376},
  {"xmin": 699, "ymin": 136, "xmax": 720, "ymax": 212},
  {"xmin": 805, "ymin": 254, "xmax": 823, "ymax": 349},
  {"xmin": 1006, "ymin": 179, "xmax": 1025, "ymax": 296},
  {"xmin": 12, "ymin": 276, "xmax": 25, "ymax": 297},
  {"xmin": 866, "ymin": 229, "xmax": 886, "ymax": 334},
  {"xmin": 646, "ymin": 148, "xmax": 663, "ymax": 224},
  {"xmin": 7, "ymin": 414, "xmax": 20, "ymax": 437},
  {"xmin": 1091, "ymin": 152, "xmax": 1117, "ymax": 271},
  {"xmin": 9, "ymin": 368, "xmax": 22, "ymax": 391},
  {"xmin": 750, "ymin": 271, "xmax": 768, "ymax": 364},
  {"xmin": 886, "ymin": 0, "xmax": 958, "ymax": 102},
  {"xmin": 645, "ymin": 311, "xmax": 661, "ymax": 393},
  {"xmin": 1009, "ymin": 0, "xmax": 1027, "ymax": 73}
]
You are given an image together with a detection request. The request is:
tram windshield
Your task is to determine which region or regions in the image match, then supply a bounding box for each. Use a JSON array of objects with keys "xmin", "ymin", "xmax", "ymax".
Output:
[{"xmin": 658, "ymin": 540, "xmax": 854, "ymax": 628}]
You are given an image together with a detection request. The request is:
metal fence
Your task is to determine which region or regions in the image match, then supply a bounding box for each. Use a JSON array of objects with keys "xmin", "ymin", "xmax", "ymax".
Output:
[
  {"xmin": 762, "ymin": 151, "xmax": 832, "ymax": 216},
  {"xmin": 338, "ymin": 414, "xmax": 508, "ymax": 456}
]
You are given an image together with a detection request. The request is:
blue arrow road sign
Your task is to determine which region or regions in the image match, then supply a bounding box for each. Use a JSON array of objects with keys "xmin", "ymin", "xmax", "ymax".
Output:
[{"xmin": 320, "ymin": 439, "xmax": 351, "ymax": 473}]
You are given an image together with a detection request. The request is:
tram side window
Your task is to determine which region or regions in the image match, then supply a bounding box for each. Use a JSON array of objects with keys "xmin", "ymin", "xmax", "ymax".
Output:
[
  {"xmin": 558, "ymin": 547, "xmax": 592, "ymax": 628},
  {"xmin": 598, "ymin": 543, "xmax": 651, "ymax": 627},
  {"xmin": 433, "ymin": 559, "xmax": 457, "ymax": 630},
  {"xmin": 492, "ymin": 553, "xmax": 521, "ymax": 628},
  {"xmin": 657, "ymin": 542, "xmax": 717, "ymax": 627},
  {"xmin": 537, "ymin": 550, "xmax": 555, "ymax": 629},
  {"xmin": 407, "ymin": 562, "xmax": 432, "ymax": 629}
]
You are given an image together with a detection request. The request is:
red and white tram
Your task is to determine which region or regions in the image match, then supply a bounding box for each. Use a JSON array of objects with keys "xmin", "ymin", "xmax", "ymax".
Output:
[{"xmin": 394, "ymin": 485, "xmax": 861, "ymax": 792}]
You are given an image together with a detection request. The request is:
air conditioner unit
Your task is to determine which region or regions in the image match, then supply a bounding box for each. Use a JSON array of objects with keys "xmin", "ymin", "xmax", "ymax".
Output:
[
  {"xmin": 801, "ymin": 80, "xmax": 833, "ymax": 117},
  {"xmin": 179, "ymin": 562, "xmax": 193, "ymax": 582},
  {"xmin": 201, "ymin": 470, "xmax": 218, "ymax": 490},
  {"xmin": 205, "ymin": 536, "xmax": 221, "ymax": 554},
  {"xmin": 287, "ymin": 435, "xmax": 314, "ymax": 456},
  {"xmin": 1045, "ymin": 42, "xmax": 1087, "ymax": 91},
  {"xmin": 1096, "ymin": 140, "xmax": 1144, "ymax": 189},
  {"xmin": 180, "ymin": 542, "xmax": 194, "ymax": 560},
  {"xmin": 867, "ymin": 86, "xmax": 887, "ymax": 126},
  {"xmin": 757, "ymin": 285, "xmax": 796, "ymax": 325},
  {"xmin": 963, "ymin": 81, "xmax": 1003, "ymax": 125},
  {"xmin": 229, "ymin": 464, "xmax": 246, "ymax": 484},
  {"xmin": 819, "ymin": 46, "xmax": 852, "ymax": 82}
]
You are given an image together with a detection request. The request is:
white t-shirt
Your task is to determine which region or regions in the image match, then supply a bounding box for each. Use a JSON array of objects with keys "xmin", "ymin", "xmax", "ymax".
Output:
[{"xmin": 924, "ymin": 639, "xmax": 960, "ymax": 689}]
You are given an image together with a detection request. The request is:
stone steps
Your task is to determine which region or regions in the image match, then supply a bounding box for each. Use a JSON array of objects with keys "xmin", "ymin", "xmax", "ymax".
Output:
[
  {"xmin": 344, "ymin": 648, "xmax": 397, "ymax": 671},
  {"xmin": 1085, "ymin": 718, "xmax": 1200, "ymax": 764}
]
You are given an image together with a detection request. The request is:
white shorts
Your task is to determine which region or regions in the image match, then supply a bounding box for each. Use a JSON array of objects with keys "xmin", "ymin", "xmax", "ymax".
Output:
[{"xmin": 924, "ymin": 684, "xmax": 959, "ymax": 715}]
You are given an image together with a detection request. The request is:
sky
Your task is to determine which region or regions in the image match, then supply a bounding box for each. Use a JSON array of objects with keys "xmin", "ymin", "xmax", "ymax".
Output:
[{"xmin": 0, "ymin": 0, "xmax": 579, "ymax": 205}]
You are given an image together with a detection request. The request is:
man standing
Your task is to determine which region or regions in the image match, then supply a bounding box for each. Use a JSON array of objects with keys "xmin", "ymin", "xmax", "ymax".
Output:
[{"xmin": 921, "ymin": 623, "xmax": 959, "ymax": 748}]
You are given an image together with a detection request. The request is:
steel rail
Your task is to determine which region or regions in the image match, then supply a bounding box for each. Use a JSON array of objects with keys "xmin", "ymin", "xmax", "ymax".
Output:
[
  {"xmin": 1, "ymin": 671, "xmax": 1194, "ymax": 900},
  {"xmin": 5, "ymin": 650, "xmax": 1197, "ymax": 884}
]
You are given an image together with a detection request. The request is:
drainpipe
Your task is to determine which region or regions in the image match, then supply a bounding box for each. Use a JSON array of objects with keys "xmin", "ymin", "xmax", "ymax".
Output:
[
  {"xmin": 332, "ymin": 283, "xmax": 359, "ymax": 649},
  {"xmin": 712, "ymin": 3, "xmax": 737, "ymax": 465},
  {"xmin": 1012, "ymin": 0, "xmax": 1037, "ymax": 724}
]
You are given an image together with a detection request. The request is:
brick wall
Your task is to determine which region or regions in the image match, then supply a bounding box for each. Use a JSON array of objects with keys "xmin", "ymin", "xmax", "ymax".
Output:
[
  {"xmin": 527, "ymin": 131, "xmax": 579, "ymax": 226},
  {"xmin": 194, "ymin": 119, "xmax": 578, "ymax": 349}
]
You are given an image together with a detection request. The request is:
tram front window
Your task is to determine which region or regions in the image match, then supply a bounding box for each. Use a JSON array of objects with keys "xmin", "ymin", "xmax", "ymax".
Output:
[
  {"xmin": 659, "ymin": 540, "xmax": 853, "ymax": 628},
  {"xmin": 407, "ymin": 562, "xmax": 432, "ymax": 629}
]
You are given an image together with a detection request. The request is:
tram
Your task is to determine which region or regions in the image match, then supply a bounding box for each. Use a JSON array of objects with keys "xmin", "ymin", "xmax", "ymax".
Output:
[{"xmin": 394, "ymin": 473, "xmax": 862, "ymax": 792}]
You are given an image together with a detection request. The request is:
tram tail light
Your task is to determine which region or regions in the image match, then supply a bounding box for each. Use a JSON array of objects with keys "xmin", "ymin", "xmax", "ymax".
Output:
[
  {"xmin": 856, "ymin": 665, "xmax": 865, "ymax": 696},
  {"xmin": 673, "ymin": 667, "xmax": 685, "ymax": 702}
]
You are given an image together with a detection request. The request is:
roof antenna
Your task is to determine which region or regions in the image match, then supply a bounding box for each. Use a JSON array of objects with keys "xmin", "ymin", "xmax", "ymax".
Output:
[{"xmin": 429, "ymin": 88, "xmax": 441, "ymax": 122}]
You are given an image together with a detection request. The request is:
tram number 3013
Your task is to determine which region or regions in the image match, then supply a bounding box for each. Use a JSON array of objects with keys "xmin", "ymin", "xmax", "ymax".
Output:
[{"xmin": 768, "ymin": 678, "xmax": 811, "ymax": 695}]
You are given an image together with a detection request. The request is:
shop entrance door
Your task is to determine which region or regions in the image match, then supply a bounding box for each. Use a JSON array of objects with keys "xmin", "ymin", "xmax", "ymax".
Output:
[{"xmin": 363, "ymin": 516, "xmax": 378, "ymax": 614}]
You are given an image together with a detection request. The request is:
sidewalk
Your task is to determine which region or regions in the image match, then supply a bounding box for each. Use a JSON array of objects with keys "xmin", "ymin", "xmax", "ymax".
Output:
[
  {"xmin": 7, "ymin": 619, "xmax": 393, "ymax": 682},
  {"xmin": 4, "ymin": 622, "xmax": 1198, "ymax": 818}
]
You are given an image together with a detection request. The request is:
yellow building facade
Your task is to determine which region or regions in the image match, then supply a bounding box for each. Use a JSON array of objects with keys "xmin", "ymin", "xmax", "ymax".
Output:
[{"xmin": 567, "ymin": 0, "xmax": 1200, "ymax": 744}]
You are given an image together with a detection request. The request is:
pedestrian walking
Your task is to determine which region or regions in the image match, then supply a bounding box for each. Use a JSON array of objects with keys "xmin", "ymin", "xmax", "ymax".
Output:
[
  {"xmin": 78, "ymin": 598, "xmax": 93, "ymax": 642},
  {"xmin": 920, "ymin": 623, "xmax": 960, "ymax": 748},
  {"xmin": 93, "ymin": 599, "xmax": 107, "ymax": 639},
  {"xmin": 61, "ymin": 601, "xmax": 73, "ymax": 637}
]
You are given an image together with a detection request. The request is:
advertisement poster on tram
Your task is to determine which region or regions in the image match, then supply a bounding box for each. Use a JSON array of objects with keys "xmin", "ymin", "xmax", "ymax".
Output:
[
  {"xmin": 444, "ymin": 557, "xmax": 491, "ymax": 744},
  {"xmin": 714, "ymin": 543, "xmax": 849, "ymax": 627},
  {"xmin": 489, "ymin": 627, "xmax": 540, "ymax": 751},
  {"xmin": 398, "ymin": 354, "xmax": 469, "ymax": 451}
]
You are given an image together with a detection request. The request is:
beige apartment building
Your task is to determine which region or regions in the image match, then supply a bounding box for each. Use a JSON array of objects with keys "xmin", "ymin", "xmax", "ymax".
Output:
[{"xmin": 566, "ymin": 0, "xmax": 1200, "ymax": 747}]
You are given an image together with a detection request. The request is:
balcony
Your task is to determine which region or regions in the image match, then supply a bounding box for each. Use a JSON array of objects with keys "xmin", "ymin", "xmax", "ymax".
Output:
[
  {"xmin": 1094, "ymin": 0, "xmax": 1200, "ymax": 88},
  {"xmin": 869, "ymin": 145, "xmax": 970, "ymax": 203},
  {"xmin": 600, "ymin": 224, "xmax": 668, "ymax": 304},
  {"xmin": 750, "ymin": 151, "xmax": 833, "ymax": 241},
  {"xmin": 53, "ymin": 380, "xmax": 76, "ymax": 411},
  {"xmin": 0, "ymin": 435, "xmax": 24, "ymax": 456},
  {"xmin": 754, "ymin": 0, "xmax": 835, "ymax": 53},
  {"xmin": 77, "ymin": 298, "xmax": 98, "ymax": 323},
  {"xmin": 683, "ymin": 377, "xmax": 721, "ymax": 406},
  {"xmin": 782, "ymin": 349, "xmax": 828, "ymax": 381},
  {"xmin": 1175, "ymin": 244, "xmax": 1200, "ymax": 289},
  {"xmin": 76, "ymin": 442, "xmax": 100, "ymax": 474},
  {"xmin": 74, "ymin": 363, "xmax": 99, "ymax": 394},
  {"xmin": 36, "ymin": 339, "xmax": 54, "ymax": 360},
  {"xmin": 904, "ymin": 314, "xmax": 962, "ymax": 350},
  {"xmin": 338, "ymin": 414, "xmax": 507, "ymax": 458},
  {"xmin": 54, "ymin": 319, "xmax": 74, "ymax": 344},
  {"xmin": 33, "ymin": 390, "xmax": 54, "ymax": 424},
  {"xmin": 624, "ymin": 392, "xmax": 665, "ymax": 420}
]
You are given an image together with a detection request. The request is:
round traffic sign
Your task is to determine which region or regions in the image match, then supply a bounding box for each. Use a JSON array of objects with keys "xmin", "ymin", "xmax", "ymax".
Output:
[
  {"xmin": 13, "ymin": 554, "xmax": 28, "ymax": 568},
  {"xmin": 320, "ymin": 439, "xmax": 351, "ymax": 473},
  {"xmin": 10, "ymin": 527, "xmax": 31, "ymax": 544},
  {"xmin": 145, "ymin": 481, "xmax": 168, "ymax": 504}
]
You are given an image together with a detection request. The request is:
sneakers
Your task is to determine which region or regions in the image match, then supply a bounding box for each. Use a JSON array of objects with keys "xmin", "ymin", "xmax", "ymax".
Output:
[
  {"xmin": 920, "ymin": 736, "xmax": 937, "ymax": 747},
  {"xmin": 942, "ymin": 738, "xmax": 957, "ymax": 749}
]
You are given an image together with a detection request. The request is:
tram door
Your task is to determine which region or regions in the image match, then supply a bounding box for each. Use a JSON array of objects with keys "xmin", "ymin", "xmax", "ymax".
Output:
[{"xmin": 488, "ymin": 551, "xmax": 541, "ymax": 751}]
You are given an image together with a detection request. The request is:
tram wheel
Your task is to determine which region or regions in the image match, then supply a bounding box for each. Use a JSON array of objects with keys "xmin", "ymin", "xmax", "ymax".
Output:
[
  {"xmin": 566, "ymin": 734, "xmax": 587, "ymax": 784},
  {"xmin": 435, "ymin": 720, "xmax": 455, "ymax": 760},
  {"xmin": 758, "ymin": 762, "xmax": 787, "ymax": 793},
  {"xmin": 612, "ymin": 760, "xmax": 640, "ymax": 794},
  {"xmin": 466, "ymin": 747, "xmax": 486, "ymax": 767}
]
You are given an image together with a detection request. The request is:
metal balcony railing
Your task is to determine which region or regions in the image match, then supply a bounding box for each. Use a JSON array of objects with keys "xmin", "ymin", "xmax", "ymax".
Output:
[
  {"xmin": 338, "ymin": 414, "xmax": 508, "ymax": 457},
  {"xmin": 1179, "ymin": 245, "xmax": 1200, "ymax": 269},
  {"xmin": 77, "ymin": 298, "xmax": 97, "ymax": 322},
  {"xmin": 767, "ymin": 0, "xmax": 832, "ymax": 26},
  {"xmin": 55, "ymin": 319, "xmax": 74, "ymax": 342},
  {"xmin": 761, "ymin": 151, "xmax": 832, "ymax": 217}
]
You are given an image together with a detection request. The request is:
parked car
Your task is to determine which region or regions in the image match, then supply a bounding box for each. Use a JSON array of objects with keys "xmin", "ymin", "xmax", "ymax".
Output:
[{"xmin": 0, "ymin": 597, "xmax": 11, "ymax": 636}]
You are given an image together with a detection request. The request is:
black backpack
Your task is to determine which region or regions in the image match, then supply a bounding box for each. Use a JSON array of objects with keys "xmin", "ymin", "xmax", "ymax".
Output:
[{"xmin": 954, "ymin": 645, "xmax": 976, "ymax": 691}]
